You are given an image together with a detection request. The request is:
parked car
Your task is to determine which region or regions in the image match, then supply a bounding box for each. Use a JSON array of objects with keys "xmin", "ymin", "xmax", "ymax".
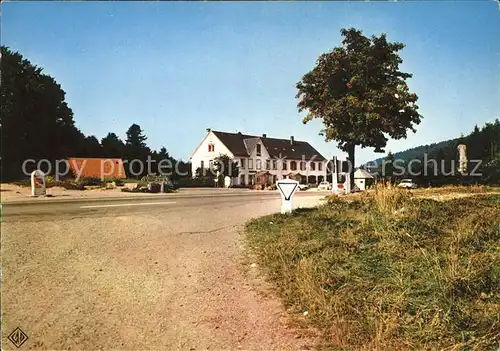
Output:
[
  {"xmin": 298, "ymin": 184, "xmax": 309, "ymax": 191},
  {"xmin": 317, "ymin": 181, "xmax": 332, "ymax": 191},
  {"xmin": 397, "ymin": 179, "xmax": 418, "ymax": 189}
]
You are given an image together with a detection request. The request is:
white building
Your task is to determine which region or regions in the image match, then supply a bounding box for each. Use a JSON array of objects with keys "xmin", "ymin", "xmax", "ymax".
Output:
[
  {"xmin": 190, "ymin": 129, "xmax": 328, "ymax": 186},
  {"xmin": 354, "ymin": 168, "xmax": 374, "ymax": 191}
]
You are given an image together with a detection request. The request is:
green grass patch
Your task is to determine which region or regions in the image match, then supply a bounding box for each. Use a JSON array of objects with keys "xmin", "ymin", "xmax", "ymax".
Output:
[{"xmin": 245, "ymin": 190, "xmax": 500, "ymax": 350}]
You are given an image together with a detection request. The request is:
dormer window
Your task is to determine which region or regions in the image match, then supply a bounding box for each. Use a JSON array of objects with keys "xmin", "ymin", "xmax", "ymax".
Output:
[
  {"xmin": 256, "ymin": 144, "xmax": 261, "ymax": 156},
  {"xmin": 208, "ymin": 144, "xmax": 215, "ymax": 152}
]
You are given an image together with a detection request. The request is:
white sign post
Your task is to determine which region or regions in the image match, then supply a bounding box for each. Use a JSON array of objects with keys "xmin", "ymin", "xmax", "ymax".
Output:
[
  {"xmin": 276, "ymin": 179, "xmax": 299, "ymax": 214},
  {"xmin": 30, "ymin": 170, "xmax": 46, "ymax": 197}
]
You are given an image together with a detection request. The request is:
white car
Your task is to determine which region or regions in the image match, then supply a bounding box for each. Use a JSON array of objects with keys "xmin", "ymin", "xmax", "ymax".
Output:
[
  {"xmin": 317, "ymin": 181, "xmax": 332, "ymax": 191},
  {"xmin": 397, "ymin": 179, "xmax": 418, "ymax": 189}
]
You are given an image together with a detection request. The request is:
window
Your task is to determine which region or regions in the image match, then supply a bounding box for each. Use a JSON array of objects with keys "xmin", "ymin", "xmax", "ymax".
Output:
[
  {"xmin": 266, "ymin": 159, "xmax": 271, "ymax": 170},
  {"xmin": 256, "ymin": 144, "xmax": 261, "ymax": 156},
  {"xmin": 310, "ymin": 162, "xmax": 316, "ymax": 171},
  {"xmin": 282, "ymin": 160, "xmax": 287, "ymax": 171},
  {"xmin": 300, "ymin": 161, "xmax": 306, "ymax": 171},
  {"xmin": 256, "ymin": 159, "xmax": 262, "ymax": 170},
  {"xmin": 208, "ymin": 144, "xmax": 215, "ymax": 152},
  {"xmin": 240, "ymin": 158, "xmax": 246, "ymax": 169},
  {"xmin": 272, "ymin": 160, "xmax": 277, "ymax": 170},
  {"xmin": 248, "ymin": 159, "xmax": 254, "ymax": 169},
  {"xmin": 318, "ymin": 162, "xmax": 322, "ymax": 171},
  {"xmin": 291, "ymin": 161, "xmax": 297, "ymax": 171}
]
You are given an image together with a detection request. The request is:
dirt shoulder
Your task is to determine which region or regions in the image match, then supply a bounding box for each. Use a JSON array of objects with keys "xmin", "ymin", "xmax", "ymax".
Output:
[{"xmin": 2, "ymin": 194, "xmax": 321, "ymax": 350}]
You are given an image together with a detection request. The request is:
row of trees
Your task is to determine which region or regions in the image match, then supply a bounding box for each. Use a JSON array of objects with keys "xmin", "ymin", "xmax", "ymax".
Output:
[{"xmin": 0, "ymin": 46, "xmax": 190, "ymax": 180}]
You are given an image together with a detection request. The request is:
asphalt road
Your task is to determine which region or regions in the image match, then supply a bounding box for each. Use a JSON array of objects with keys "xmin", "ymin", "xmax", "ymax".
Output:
[
  {"xmin": 2, "ymin": 191, "xmax": 324, "ymax": 222},
  {"xmin": 2, "ymin": 191, "xmax": 324, "ymax": 350}
]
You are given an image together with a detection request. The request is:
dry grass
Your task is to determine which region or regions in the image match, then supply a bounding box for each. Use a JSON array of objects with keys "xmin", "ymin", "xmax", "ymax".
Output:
[{"xmin": 245, "ymin": 186, "xmax": 500, "ymax": 350}]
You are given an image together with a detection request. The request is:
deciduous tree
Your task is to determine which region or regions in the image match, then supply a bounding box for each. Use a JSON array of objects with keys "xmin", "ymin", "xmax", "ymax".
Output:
[{"xmin": 296, "ymin": 28, "xmax": 422, "ymax": 188}]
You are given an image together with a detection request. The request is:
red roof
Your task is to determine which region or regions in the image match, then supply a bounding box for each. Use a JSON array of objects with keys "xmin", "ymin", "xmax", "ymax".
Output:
[{"xmin": 67, "ymin": 158, "xmax": 127, "ymax": 179}]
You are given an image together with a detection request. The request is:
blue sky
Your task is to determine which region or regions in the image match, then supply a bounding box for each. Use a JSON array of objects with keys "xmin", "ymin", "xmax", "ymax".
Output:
[{"xmin": 3, "ymin": 1, "xmax": 499, "ymax": 165}]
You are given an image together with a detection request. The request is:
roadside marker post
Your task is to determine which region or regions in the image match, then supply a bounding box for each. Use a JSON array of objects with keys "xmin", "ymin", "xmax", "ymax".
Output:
[
  {"xmin": 30, "ymin": 170, "xmax": 46, "ymax": 197},
  {"xmin": 276, "ymin": 179, "xmax": 299, "ymax": 214}
]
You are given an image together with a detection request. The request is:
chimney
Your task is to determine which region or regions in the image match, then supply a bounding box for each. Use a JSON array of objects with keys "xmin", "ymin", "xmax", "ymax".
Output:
[
  {"xmin": 262, "ymin": 133, "xmax": 267, "ymax": 138},
  {"xmin": 206, "ymin": 128, "xmax": 211, "ymax": 133},
  {"xmin": 290, "ymin": 136, "xmax": 294, "ymax": 145}
]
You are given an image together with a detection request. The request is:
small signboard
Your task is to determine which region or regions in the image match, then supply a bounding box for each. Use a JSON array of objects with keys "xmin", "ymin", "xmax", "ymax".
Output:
[
  {"xmin": 31, "ymin": 170, "xmax": 46, "ymax": 197},
  {"xmin": 276, "ymin": 179, "xmax": 299, "ymax": 214}
]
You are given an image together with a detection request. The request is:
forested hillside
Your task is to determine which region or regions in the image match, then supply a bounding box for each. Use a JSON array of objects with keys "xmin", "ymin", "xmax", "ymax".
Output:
[
  {"xmin": 370, "ymin": 138, "xmax": 459, "ymax": 165},
  {"xmin": 0, "ymin": 46, "xmax": 190, "ymax": 180},
  {"xmin": 368, "ymin": 120, "xmax": 500, "ymax": 185}
]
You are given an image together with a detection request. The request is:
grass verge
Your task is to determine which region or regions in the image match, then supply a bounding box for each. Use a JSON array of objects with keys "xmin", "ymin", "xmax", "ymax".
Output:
[{"xmin": 245, "ymin": 188, "xmax": 500, "ymax": 350}]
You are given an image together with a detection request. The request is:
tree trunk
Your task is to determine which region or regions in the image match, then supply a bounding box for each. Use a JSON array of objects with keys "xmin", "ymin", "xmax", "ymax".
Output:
[{"xmin": 347, "ymin": 143, "xmax": 355, "ymax": 190}]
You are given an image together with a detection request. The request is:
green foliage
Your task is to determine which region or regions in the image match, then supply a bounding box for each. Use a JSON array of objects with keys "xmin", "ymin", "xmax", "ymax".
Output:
[
  {"xmin": 368, "ymin": 119, "xmax": 500, "ymax": 185},
  {"xmin": 109, "ymin": 178, "xmax": 125, "ymax": 186},
  {"xmin": 378, "ymin": 151, "xmax": 395, "ymax": 180},
  {"xmin": 101, "ymin": 133, "xmax": 125, "ymax": 158},
  {"xmin": 173, "ymin": 177, "xmax": 214, "ymax": 188},
  {"xmin": 296, "ymin": 28, "xmax": 422, "ymax": 176},
  {"xmin": 1, "ymin": 46, "xmax": 81, "ymax": 179},
  {"xmin": 212, "ymin": 154, "xmax": 239, "ymax": 178},
  {"xmin": 369, "ymin": 138, "xmax": 458, "ymax": 165},
  {"xmin": 125, "ymin": 124, "xmax": 149, "ymax": 159},
  {"xmin": 245, "ymin": 192, "xmax": 500, "ymax": 350},
  {"xmin": 79, "ymin": 177, "xmax": 103, "ymax": 186}
]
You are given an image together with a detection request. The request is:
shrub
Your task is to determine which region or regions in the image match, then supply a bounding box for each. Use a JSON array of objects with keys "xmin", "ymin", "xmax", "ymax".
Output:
[
  {"xmin": 45, "ymin": 175, "xmax": 56, "ymax": 186},
  {"xmin": 121, "ymin": 184, "xmax": 175, "ymax": 193},
  {"xmin": 11, "ymin": 179, "xmax": 31, "ymax": 187},
  {"xmin": 58, "ymin": 180, "xmax": 85, "ymax": 190},
  {"xmin": 80, "ymin": 177, "xmax": 103, "ymax": 186},
  {"xmin": 108, "ymin": 178, "xmax": 124, "ymax": 186},
  {"xmin": 174, "ymin": 177, "xmax": 214, "ymax": 188}
]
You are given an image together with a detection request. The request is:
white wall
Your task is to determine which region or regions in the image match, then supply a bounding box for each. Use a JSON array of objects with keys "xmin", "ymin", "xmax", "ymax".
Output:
[
  {"xmin": 237, "ymin": 139, "xmax": 327, "ymax": 185},
  {"xmin": 190, "ymin": 132, "xmax": 328, "ymax": 185},
  {"xmin": 190, "ymin": 131, "xmax": 234, "ymax": 177},
  {"xmin": 354, "ymin": 178, "xmax": 366, "ymax": 191}
]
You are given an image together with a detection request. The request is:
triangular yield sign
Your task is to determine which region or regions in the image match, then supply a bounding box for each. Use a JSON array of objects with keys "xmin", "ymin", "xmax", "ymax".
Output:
[{"xmin": 277, "ymin": 181, "xmax": 299, "ymax": 201}]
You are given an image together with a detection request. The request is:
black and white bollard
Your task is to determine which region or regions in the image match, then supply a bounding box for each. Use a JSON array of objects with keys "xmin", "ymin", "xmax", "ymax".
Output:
[{"xmin": 276, "ymin": 179, "xmax": 299, "ymax": 214}]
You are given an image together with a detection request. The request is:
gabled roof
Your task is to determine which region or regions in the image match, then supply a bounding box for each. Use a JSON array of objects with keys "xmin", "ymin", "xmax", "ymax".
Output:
[
  {"xmin": 211, "ymin": 131, "xmax": 255, "ymax": 157},
  {"xmin": 243, "ymin": 138, "xmax": 260, "ymax": 155},
  {"xmin": 211, "ymin": 131, "xmax": 326, "ymax": 161},
  {"xmin": 354, "ymin": 168, "xmax": 374, "ymax": 179}
]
